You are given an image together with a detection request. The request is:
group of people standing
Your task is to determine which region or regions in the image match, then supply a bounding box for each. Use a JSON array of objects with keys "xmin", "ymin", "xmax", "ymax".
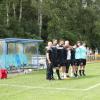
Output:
[{"xmin": 46, "ymin": 39, "xmax": 87, "ymax": 80}]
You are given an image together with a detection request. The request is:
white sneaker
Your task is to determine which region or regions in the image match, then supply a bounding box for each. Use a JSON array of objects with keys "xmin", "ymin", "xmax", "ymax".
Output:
[{"xmin": 70, "ymin": 73, "xmax": 74, "ymax": 77}]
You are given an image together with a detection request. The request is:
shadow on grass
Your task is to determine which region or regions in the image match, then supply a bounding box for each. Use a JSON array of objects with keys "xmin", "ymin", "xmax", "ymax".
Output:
[
  {"xmin": 62, "ymin": 74, "xmax": 100, "ymax": 81},
  {"xmin": 83, "ymin": 74, "xmax": 100, "ymax": 79}
]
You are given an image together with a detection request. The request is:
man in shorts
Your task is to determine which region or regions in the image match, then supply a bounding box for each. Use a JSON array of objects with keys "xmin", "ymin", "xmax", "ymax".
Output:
[
  {"xmin": 65, "ymin": 40, "xmax": 71, "ymax": 78},
  {"xmin": 57, "ymin": 40, "xmax": 67, "ymax": 79},
  {"xmin": 52, "ymin": 39, "xmax": 61, "ymax": 80},
  {"xmin": 75, "ymin": 41, "xmax": 81, "ymax": 77},
  {"xmin": 80, "ymin": 42, "xmax": 87, "ymax": 76},
  {"xmin": 70, "ymin": 45, "xmax": 77, "ymax": 77}
]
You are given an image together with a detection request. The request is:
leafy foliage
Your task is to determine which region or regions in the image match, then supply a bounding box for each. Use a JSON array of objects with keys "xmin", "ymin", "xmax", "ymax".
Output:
[{"xmin": 0, "ymin": 0, "xmax": 100, "ymax": 52}]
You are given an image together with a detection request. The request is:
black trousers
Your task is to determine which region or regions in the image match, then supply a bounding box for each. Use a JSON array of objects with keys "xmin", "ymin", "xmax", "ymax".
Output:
[{"xmin": 46, "ymin": 63, "xmax": 53, "ymax": 80}]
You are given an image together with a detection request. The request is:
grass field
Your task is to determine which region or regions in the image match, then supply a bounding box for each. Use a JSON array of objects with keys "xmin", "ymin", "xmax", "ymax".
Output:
[{"xmin": 0, "ymin": 63, "xmax": 100, "ymax": 100}]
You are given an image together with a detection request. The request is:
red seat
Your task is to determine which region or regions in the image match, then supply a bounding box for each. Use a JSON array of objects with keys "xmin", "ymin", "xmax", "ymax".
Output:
[{"xmin": 0, "ymin": 69, "xmax": 7, "ymax": 79}]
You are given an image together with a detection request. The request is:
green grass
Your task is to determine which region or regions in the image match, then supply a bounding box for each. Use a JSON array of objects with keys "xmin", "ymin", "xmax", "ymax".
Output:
[{"xmin": 0, "ymin": 63, "xmax": 100, "ymax": 100}]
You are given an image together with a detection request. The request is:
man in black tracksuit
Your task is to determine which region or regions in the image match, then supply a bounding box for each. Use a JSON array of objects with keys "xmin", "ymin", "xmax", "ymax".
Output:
[{"xmin": 46, "ymin": 41, "xmax": 53, "ymax": 80}]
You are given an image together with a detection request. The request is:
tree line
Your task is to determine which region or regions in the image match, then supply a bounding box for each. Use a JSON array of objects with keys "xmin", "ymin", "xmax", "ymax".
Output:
[{"xmin": 0, "ymin": 0, "xmax": 100, "ymax": 53}]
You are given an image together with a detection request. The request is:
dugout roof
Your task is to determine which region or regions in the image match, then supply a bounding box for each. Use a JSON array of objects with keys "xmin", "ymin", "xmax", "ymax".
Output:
[{"xmin": 0, "ymin": 38, "xmax": 43, "ymax": 43}]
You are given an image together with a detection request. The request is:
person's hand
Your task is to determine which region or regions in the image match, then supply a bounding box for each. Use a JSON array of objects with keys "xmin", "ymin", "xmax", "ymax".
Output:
[
  {"xmin": 48, "ymin": 61, "xmax": 51, "ymax": 64},
  {"xmin": 48, "ymin": 62, "xmax": 52, "ymax": 69}
]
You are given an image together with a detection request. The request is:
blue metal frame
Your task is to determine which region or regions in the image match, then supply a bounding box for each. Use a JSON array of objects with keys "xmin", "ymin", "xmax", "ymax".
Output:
[{"xmin": 3, "ymin": 38, "xmax": 43, "ymax": 43}]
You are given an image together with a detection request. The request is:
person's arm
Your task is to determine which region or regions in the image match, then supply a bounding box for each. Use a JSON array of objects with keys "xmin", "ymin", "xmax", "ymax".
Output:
[{"xmin": 46, "ymin": 51, "xmax": 51, "ymax": 64}]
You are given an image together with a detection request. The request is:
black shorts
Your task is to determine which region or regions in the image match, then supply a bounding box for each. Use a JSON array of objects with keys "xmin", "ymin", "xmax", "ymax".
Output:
[
  {"xmin": 80, "ymin": 59, "xmax": 86, "ymax": 66},
  {"xmin": 70, "ymin": 59, "xmax": 76, "ymax": 66},
  {"xmin": 56, "ymin": 58, "xmax": 66, "ymax": 67},
  {"xmin": 52, "ymin": 62, "xmax": 58, "ymax": 68},
  {"xmin": 75, "ymin": 59, "xmax": 81, "ymax": 66},
  {"xmin": 66, "ymin": 60, "xmax": 71, "ymax": 67},
  {"xmin": 58, "ymin": 63, "xmax": 66, "ymax": 67},
  {"xmin": 57, "ymin": 61, "xmax": 66, "ymax": 67}
]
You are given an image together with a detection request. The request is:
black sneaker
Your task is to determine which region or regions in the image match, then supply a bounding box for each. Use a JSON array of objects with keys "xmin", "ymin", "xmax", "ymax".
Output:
[
  {"xmin": 83, "ymin": 73, "xmax": 86, "ymax": 76},
  {"xmin": 51, "ymin": 77, "xmax": 55, "ymax": 80},
  {"xmin": 66, "ymin": 75, "xmax": 70, "ymax": 77},
  {"xmin": 58, "ymin": 77, "xmax": 62, "ymax": 80},
  {"xmin": 74, "ymin": 73, "xmax": 77, "ymax": 77}
]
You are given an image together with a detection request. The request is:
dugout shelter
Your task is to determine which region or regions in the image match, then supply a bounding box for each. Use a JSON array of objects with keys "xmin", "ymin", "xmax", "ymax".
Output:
[{"xmin": 0, "ymin": 38, "xmax": 43, "ymax": 70}]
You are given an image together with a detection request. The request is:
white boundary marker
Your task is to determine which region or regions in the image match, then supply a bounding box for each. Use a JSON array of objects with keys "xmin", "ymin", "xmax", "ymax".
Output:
[
  {"xmin": 0, "ymin": 83, "xmax": 84, "ymax": 91},
  {"xmin": 0, "ymin": 88, "xmax": 30, "ymax": 96},
  {"xmin": 0, "ymin": 83, "xmax": 100, "ymax": 91},
  {"xmin": 84, "ymin": 83, "xmax": 100, "ymax": 91}
]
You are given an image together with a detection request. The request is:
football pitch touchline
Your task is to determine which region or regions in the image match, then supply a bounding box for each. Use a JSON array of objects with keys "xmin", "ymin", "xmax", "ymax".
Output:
[
  {"xmin": 84, "ymin": 83, "xmax": 100, "ymax": 91},
  {"xmin": 0, "ymin": 88, "xmax": 30, "ymax": 96},
  {"xmin": 0, "ymin": 83, "xmax": 100, "ymax": 91},
  {"xmin": 0, "ymin": 83, "xmax": 84, "ymax": 91}
]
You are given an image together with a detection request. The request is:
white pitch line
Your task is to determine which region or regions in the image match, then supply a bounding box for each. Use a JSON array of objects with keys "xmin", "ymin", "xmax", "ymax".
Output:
[
  {"xmin": 84, "ymin": 83, "xmax": 100, "ymax": 91},
  {"xmin": 0, "ymin": 83, "xmax": 100, "ymax": 91},
  {"xmin": 0, "ymin": 83, "xmax": 85, "ymax": 91},
  {"xmin": 0, "ymin": 88, "xmax": 30, "ymax": 96}
]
